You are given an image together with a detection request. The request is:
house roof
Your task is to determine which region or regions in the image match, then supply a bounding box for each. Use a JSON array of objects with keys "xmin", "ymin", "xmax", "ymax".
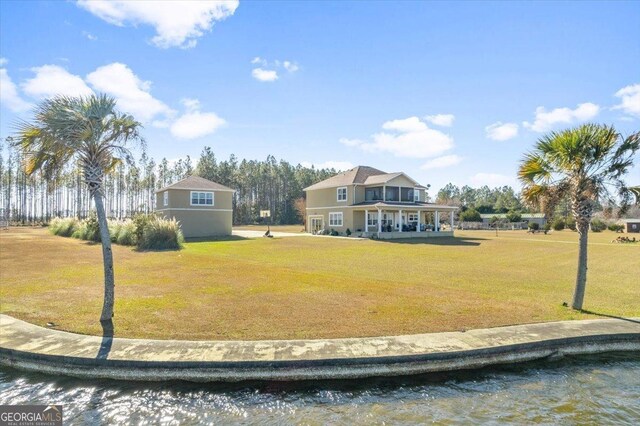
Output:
[
  {"xmin": 303, "ymin": 166, "xmax": 422, "ymax": 191},
  {"xmin": 479, "ymin": 213, "xmax": 545, "ymax": 219},
  {"xmin": 155, "ymin": 176, "xmax": 235, "ymax": 193}
]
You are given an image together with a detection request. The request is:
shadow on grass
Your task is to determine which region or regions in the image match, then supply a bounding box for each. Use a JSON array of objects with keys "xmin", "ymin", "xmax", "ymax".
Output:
[
  {"xmin": 579, "ymin": 309, "xmax": 640, "ymax": 324},
  {"xmin": 97, "ymin": 319, "xmax": 113, "ymax": 360},
  {"xmin": 375, "ymin": 236, "xmax": 486, "ymax": 246}
]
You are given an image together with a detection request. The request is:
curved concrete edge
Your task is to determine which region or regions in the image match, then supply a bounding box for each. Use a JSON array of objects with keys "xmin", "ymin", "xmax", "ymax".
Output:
[{"xmin": 2, "ymin": 332, "xmax": 639, "ymax": 382}]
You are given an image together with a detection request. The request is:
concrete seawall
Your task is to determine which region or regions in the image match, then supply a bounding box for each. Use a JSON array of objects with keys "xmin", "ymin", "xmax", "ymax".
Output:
[{"xmin": 1, "ymin": 314, "xmax": 638, "ymax": 382}]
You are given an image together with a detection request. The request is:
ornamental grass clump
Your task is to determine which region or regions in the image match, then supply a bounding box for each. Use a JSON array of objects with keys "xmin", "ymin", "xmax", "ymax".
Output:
[
  {"xmin": 49, "ymin": 217, "xmax": 79, "ymax": 237},
  {"xmin": 137, "ymin": 216, "xmax": 184, "ymax": 250},
  {"xmin": 115, "ymin": 220, "xmax": 137, "ymax": 246}
]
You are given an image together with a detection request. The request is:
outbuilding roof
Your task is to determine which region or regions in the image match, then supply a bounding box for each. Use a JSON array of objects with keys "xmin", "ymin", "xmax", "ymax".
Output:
[
  {"xmin": 479, "ymin": 213, "xmax": 545, "ymax": 219},
  {"xmin": 303, "ymin": 166, "xmax": 423, "ymax": 191},
  {"xmin": 155, "ymin": 176, "xmax": 235, "ymax": 193}
]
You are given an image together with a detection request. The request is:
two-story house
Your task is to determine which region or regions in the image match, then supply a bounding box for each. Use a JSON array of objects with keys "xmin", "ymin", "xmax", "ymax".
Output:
[{"xmin": 304, "ymin": 166, "xmax": 457, "ymax": 238}]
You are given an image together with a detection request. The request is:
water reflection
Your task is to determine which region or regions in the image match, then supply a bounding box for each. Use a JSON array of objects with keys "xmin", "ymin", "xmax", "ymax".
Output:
[{"xmin": 1, "ymin": 353, "xmax": 639, "ymax": 425}]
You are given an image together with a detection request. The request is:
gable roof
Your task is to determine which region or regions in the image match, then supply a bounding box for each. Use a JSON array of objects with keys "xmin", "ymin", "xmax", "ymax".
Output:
[
  {"xmin": 155, "ymin": 176, "xmax": 235, "ymax": 193},
  {"xmin": 303, "ymin": 166, "xmax": 386, "ymax": 191},
  {"xmin": 303, "ymin": 166, "xmax": 422, "ymax": 191}
]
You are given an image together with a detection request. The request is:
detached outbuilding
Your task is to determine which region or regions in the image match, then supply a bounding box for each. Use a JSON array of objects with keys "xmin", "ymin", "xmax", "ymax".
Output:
[{"xmin": 155, "ymin": 176, "xmax": 234, "ymax": 238}]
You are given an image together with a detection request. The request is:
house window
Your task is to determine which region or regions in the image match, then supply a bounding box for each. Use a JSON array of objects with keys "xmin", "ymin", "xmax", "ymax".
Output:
[
  {"xmin": 163, "ymin": 191, "xmax": 169, "ymax": 206},
  {"xmin": 329, "ymin": 212, "xmax": 343, "ymax": 227},
  {"xmin": 337, "ymin": 187, "xmax": 347, "ymax": 202},
  {"xmin": 408, "ymin": 213, "xmax": 419, "ymax": 222},
  {"xmin": 191, "ymin": 191, "xmax": 214, "ymax": 206},
  {"xmin": 367, "ymin": 213, "xmax": 378, "ymax": 226},
  {"xmin": 414, "ymin": 189, "xmax": 420, "ymax": 202}
]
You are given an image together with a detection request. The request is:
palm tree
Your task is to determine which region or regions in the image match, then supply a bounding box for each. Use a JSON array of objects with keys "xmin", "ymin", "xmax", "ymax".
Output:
[
  {"xmin": 518, "ymin": 124, "xmax": 639, "ymax": 310},
  {"xmin": 13, "ymin": 94, "xmax": 142, "ymax": 322}
]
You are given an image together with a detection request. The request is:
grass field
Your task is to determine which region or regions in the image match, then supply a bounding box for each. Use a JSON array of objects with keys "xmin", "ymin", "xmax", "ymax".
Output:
[{"xmin": 0, "ymin": 226, "xmax": 638, "ymax": 340}]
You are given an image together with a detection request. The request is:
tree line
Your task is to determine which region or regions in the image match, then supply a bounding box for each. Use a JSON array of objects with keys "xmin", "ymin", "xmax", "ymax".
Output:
[{"xmin": 0, "ymin": 138, "xmax": 336, "ymax": 225}]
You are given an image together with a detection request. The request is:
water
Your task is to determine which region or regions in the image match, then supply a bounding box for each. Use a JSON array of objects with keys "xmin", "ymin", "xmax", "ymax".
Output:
[{"xmin": 1, "ymin": 353, "xmax": 639, "ymax": 425}]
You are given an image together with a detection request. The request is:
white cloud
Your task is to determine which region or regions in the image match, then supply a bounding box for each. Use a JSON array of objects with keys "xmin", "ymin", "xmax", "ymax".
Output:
[
  {"xmin": 339, "ymin": 137, "xmax": 366, "ymax": 147},
  {"xmin": 77, "ymin": 0, "xmax": 239, "ymax": 49},
  {"xmin": 170, "ymin": 99, "xmax": 226, "ymax": 139},
  {"xmin": 251, "ymin": 56, "xmax": 266, "ymax": 66},
  {"xmin": 424, "ymin": 114, "xmax": 454, "ymax": 127},
  {"xmin": 283, "ymin": 61, "xmax": 299, "ymax": 73},
  {"xmin": 252, "ymin": 68, "xmax": 278, "ymax": 82},
  {"xmin": 0, "ymin": 58, "xmax": 7, "ymax": 66},
  {"xmin": 485, "ymin": 122, "xmax": 519, "ymax": 141},
  {"xmin": 300, "ymin": 161, "xmax": 354, "ymax": 171},
  {"xmin": 83, "ymin": 31, "xmax": 97, "ymax": 41},
  {"xmin": 342, "ymin": 116, "xmax": 453, "ymax": 159},
  {"xmin": 469, "ymin": 173, "xmax": 517, "ymax": 188},
  {"xmin": 421, "ymin": 155, "xmax": 463, "ymax": 170},
  {"xmin": 22, "ymin": 65, "xmax": 93, "ymax": 99},
  {"xmin": 0, "ymin": 68, "xmax": 31, "ymax": 112},
  {"xmin": 613, "ymin": 83, "xmax": 640, "ymax": 118},
  {"xmin": 86, "ymin": 62, "xmax": 173, "ymax": 123},
  {"xmin": 523, "ymin": 102, "xmax": 600, "ymax": 132}
]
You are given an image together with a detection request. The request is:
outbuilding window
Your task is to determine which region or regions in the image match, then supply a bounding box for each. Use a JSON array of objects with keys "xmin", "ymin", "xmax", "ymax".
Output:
[
  {"xmin": 163, "ymin": 191, "xmax": 169, "ymax": 206},
  {"xmin": 329, "ymin": 212, "xmax": 343, "ymax": 227},
  {"xmin": 191, "ymin": 191, "xmax": 214, "ymax": 206},
  {"xmin": 337, "ymin": 187, "xmax": 347, "ymax": 202}
]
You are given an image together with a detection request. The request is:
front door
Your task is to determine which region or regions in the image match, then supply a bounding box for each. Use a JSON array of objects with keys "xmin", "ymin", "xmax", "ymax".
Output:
[{"xmin": 309, "ymin": 216, "xmax": 324, "ymax": 234}]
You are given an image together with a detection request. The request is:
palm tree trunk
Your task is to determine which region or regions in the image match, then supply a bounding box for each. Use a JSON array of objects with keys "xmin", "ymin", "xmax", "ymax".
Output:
[
  {"xmin": 93, "ymin": 190, "xmax": 115, "ymax": 321},
  {"xmin": 572, "ymin": 221, "xmax": 589, "ymax": 310}
]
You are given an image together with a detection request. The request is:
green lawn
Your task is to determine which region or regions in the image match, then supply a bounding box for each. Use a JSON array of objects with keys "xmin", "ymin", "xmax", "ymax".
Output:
[{"xmin": 0, "ymin": 227, "xmax": 637, "ymax": 340}]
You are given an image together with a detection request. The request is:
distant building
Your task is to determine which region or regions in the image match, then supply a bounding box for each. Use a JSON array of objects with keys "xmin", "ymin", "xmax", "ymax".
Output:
[
  {"xmin": 624, "ymin": 219, "xmax": 640, "ymax": 233},
  {"xmin": 479, "ymin": 213, "xmax": 546, "ymax": 227},
  {"xmin": 155, "ymin": 176, "xmax": 234, "ymax": 238}
]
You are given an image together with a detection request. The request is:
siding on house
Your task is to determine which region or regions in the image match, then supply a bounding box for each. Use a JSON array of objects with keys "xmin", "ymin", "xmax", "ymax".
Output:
[{"xmin": 155, "ymin": 176, "xmax": 234, "ymax": 238}]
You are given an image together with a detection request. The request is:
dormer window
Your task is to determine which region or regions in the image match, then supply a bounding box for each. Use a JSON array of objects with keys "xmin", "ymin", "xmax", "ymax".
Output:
[{"xmin": 337, "ymin": 187, "xmax": 347, "ymax": 202}]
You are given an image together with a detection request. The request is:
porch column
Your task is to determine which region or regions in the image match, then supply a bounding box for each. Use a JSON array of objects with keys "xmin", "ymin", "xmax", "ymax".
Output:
[
  {"xmin": 417, "ymin": 210, "xmax": 421, "ymax": 232},
  {"xmin": 377, "ymin": 209, "xmax": 382, "ymax": 234},
  {"xmin": 365, "ymin": 209, "xmax": 368, "ymax": 232},
  {"xmin": 399, "ymin": 209, "xmax": 403, "ymax": 232},
  {"xmin": 435, "ymin": 211, "xmax": 439, "ymax": 232},
  {"xmin": 450, "ymin": 210, "xmax": 454, "ymax": 231}
]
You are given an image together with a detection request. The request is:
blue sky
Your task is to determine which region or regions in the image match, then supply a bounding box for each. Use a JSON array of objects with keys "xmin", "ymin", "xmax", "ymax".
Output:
[{"xmin": 1, "ymin": 1, "xmax": 639, "ymax": 192}]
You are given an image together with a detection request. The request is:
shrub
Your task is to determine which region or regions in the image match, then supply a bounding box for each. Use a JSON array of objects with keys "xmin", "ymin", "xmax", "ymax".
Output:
[
  {"xmin": 132, "ymin": 213, "xmax": 152, "ymax": 243},
  {"xmin": 345, "ymin": 228, "xmax": 352, "ymax": 236},
  {"xmin": 590, "ymin": 218, "xmax": 607, "ymax": 232},
  {"xmin": 71, "ymin": 213, "xmax": 101, "ymax": 242},
  {"xmin": 49, "ymin": 217, "xmax": 79, "ymax": 237},
  {"xmin": 505, "ymin": 210, "xmax": 522, "ymax": 222},
  {"xmin": 528, "ymin": 221, "xmax": 540, "ymax": 231},
  {"xmin": 566, "ymin": 216, "xmax": 577, "ymax": 231},
  {"xmin": 608, "ymin": 223, "xmax": 624, "ymax": 233},
  {"xmin": 330, "ymin": 229, "xmax": 339, "ymax": 236},
  {"xmin": 544, "ymin": 222, "xmax": 551, "ymax": 232},
  {"xmin": 115, "ymin": 220, "xmax": 137, "ymax": 246},
  {"xmin": 459, "ymin": 208, "xmax": 482, "ymax": 222},
  {"xmin": 138, "ymin": 216, "xmax": 184, "ymax": 250},
  {"xmin": 551, "ymin": 217, "xmax": 566, "ymax": 231}
]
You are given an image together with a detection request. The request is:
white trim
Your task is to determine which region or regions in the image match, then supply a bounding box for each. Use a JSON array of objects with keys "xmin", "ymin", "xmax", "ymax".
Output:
[
  {"xmin": 163, "ymin": 191, "xmax": 169, "ymax": 207},
  {"xmin": 306, "ymin": 204, "xmax": 457, "ymax": 211},
  {"xmin": 337, "ymin": 186, "xmax": 348, "ymax": 202},
  {"xmin": 190, "ymin": 191, "xmax": 214, "ymax": 206},
  {"xmin": 156, "ymin": 208, "xmax": 232, "ymax": 212},
  {"xmin": 328, "ymin": 211, "xmax": 344, "ymax": 227},
  {"xmin": 156, "ymin": 187, "xmax": 235, "ymax": 193}
]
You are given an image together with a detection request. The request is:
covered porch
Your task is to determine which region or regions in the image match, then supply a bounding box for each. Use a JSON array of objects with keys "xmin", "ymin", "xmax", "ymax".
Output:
[{"xmin": 355, "ymin": 202, "xmax": 456, "ymax": 239}]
